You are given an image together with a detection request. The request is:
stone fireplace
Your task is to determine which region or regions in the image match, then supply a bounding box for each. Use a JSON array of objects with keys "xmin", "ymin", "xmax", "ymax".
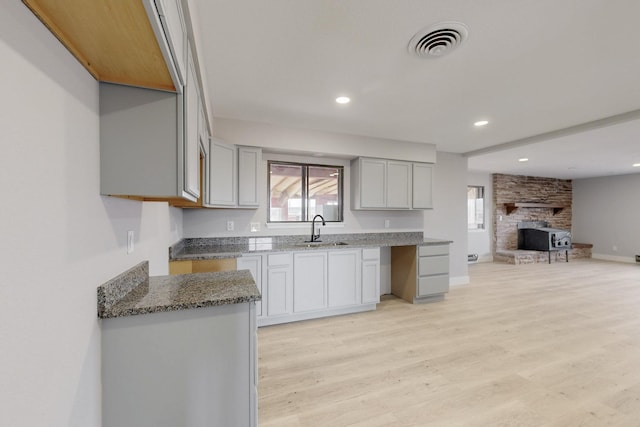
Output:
[{"xmin": 491, "ymin": 173, "xmax": 591, "ymax": 263}]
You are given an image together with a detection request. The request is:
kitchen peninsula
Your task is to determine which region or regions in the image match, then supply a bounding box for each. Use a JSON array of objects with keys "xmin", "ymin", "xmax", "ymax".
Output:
[{"xmin": 97, "ymin": 261, "xmax": 260, "ymax": 427}]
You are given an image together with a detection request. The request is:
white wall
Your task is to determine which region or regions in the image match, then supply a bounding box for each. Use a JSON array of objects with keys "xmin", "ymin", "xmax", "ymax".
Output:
[
  {"xmin": 424, "ymin": 153, "xmax": 469, "ymax": 285},
  {"xmin": 467, "ymin": 171, "xmax": 493, "ymax": 262},
  {"xmin": 211, "ymin": 117, "xmax": 437, "ymax": 163},
  {"xmin": 0, "ymin": 4, "xmax": 182, "ymax": 426},
  {"xmin": 573, "ymin": 173, "xmax": 640, "ymax": 262}
]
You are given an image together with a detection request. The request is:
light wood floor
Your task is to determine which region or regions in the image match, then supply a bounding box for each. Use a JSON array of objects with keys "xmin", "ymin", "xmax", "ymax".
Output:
[{"xmin": 257, "ymin": 260, "xmax": 640, "ymax": 426}]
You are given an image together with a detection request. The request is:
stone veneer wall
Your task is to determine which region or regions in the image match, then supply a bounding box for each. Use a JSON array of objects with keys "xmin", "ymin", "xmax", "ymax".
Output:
[{"xmin": 493, "ymin": 174, "xmax": 572, "ymax": 252}]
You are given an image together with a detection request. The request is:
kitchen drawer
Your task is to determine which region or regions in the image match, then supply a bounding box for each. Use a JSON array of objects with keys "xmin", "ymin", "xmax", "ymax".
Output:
[
  {"xmin": 362, "ymin": 247, "xmax": 380, "ymax": 261},
  {"xmin": 418, "ymin": 255, "xmax": 449, "ymax": 276},
  {"xmin": 418, "ymin": 244, "xmax": 449, "ymax": 257},
  {"xmin": 418, "ymin": 275, "xmax": 449, "ymax": 296},
  {"xmin": 268, "ymin": 252, "xmax": 292, "ymax": 267}
]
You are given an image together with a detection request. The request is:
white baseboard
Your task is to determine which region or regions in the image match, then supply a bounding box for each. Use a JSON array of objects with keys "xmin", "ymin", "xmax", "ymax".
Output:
[
  {"xmin": 478, "ymin": 255, "xmax": 494, "ymax": 263},
  {"xmin": 592, "ymin": 253, "xmax": 638, "ymax": 264},
  {"xmin": 468, "ymin": 255, "xmax": 493, "ymax": 264},
  {"xmin": 450, "ymin": 276, "xmax": 469, "ymax": 287}
]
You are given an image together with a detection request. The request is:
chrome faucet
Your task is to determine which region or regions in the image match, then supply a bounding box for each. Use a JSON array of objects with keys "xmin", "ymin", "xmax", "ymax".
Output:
[{"xmin": 308, "ymin": 214, "xmax": 326, "ymax": 242}]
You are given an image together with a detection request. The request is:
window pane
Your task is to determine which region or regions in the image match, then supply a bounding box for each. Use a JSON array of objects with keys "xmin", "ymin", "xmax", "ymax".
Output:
[
  {"xmin": 308, "ymin": 166, "xmax": 341, "ymax": 221},
  {"xmin": 269, "ymin": 164, "xmax": 303, "ymax": 221},
  {"xmin": 467, "ymin": 186, "xmax": 484, "ymax": 230}
]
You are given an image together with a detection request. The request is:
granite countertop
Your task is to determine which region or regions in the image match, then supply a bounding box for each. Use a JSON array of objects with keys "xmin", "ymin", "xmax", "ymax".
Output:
[
  {"xmin": 98, "ymin": 261, "xmax": 261, "ymax": 319},
  {"xmin": 170, "ymin": 232, "xmax": 452, "ymax": 261}
]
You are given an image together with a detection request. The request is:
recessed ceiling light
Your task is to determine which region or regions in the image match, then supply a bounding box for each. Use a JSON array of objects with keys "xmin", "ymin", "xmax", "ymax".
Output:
[
  {"xmin": 336, "ymin": 96, "xmax": 350, "ymax": 104},
  {"xmin": 633, "ymin": 163, "xmax": 640, "ymax": 167},
  {"xmin": 518, "ymin": 158, "xmax": 529, "ymax": 163},
  {"xmin": 474, "ymin": 120, "xmax": 489, "ymax": 127}
]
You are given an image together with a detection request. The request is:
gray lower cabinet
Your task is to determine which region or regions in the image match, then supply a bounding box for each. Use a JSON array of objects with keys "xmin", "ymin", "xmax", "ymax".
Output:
[
  {"xmin": 265, "ymin": 252, "xmax": 293, "ymax": 318},
  {"xmin": 102, "ymin": 302, "xmax": 257, "ymax": 427},
  {"xmin": 361, "ymin": 248, "xmax": 381, "ymax": 304},
  {"xmin": 240, "ymin": 248, "xmax": 380, "ymax": 326},
  {"xmin": 417, "ymin": 245, "xmax": 449, "ymax": 297},
  {"xmin": 328, "ymin": 249, "xmax": 362, "ymax": 308},
  {"xmin": 391, "ymin": 244, "xmax": 450, "ymax": 303},
  {"xmin": 293, "ymin": 251, "xmax": 328, "ymax": 312}
]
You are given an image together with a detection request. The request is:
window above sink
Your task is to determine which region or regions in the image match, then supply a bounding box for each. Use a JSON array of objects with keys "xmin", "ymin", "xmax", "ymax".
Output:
[{"xmin": 268, "ymin": 161, "xmax": 344, "ymax": 223}]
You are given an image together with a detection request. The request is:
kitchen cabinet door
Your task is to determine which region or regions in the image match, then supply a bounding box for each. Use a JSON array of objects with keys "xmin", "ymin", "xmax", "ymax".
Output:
[
  {"xmin": 238, "ymin": 146, "xmax": 262, "ymax": 207},
  {"xmin": 359, "ymin": 158, "xmax": 387, "ymax": 208},
  {"xmin": 237, "ymin": 255, "xmax": 263, "ymax": 317},
  {"xmin": 412, "ymin": 163, "xmax": 433, "ymax": 209},
  {"xmin": 209, "ymin": 138, "xmax": 237, "ymax": 206},
  {"xmin": 183, "ymin": 46, "xmax": 200, "ymax": 200},
  {"xmin": 148, "ymin": 0, "xmax": 187, "ymax": 87},
  {"xmin": 266, "ymin": 253, "xmax": 293, "ymax": 317},
  {"xmin": 361, "ymin": 248, "xmax": 381, "ymax": 304},
  {"xmin": 293, "ymin": 252, "xmax": 328, "ymax": 313},
  {"xmin": 328, "ymin": 250, "xmax": 361, "ymax": 308},
  {"xmin": 386, "ymin": 160, "xmax": 412, "ymax": 209}
]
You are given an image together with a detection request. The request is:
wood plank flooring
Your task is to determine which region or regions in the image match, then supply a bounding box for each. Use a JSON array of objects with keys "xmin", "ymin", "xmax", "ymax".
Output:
[{"xmin": 257, "ymin": 260, "xmax": 640, "ymax": 426}]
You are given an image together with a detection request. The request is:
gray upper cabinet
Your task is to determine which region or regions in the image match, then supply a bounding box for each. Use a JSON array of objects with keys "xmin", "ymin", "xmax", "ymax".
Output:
[
  {"xmin": 352, "ymin": 158, "xmax": 386, "ymax": 209},
  {"xmin": 237, "ymin": 146, "xmax": 262, "ymax": 207},
  {"xmin": 183, "ymin": 46, "xmax": 200, "ymax": 200},
  {"xmin": 143, "ymin": 0, "xmax": 188, "ymax": 90},
  {"xmin": 97, "ymin": 0, "xmax": 207, "ymax": 203},
  {"xmin": 412, "ymin": 162, "xmax": 433, "ymax": 209},
  {"xmin": 209, "ymin": 138, "xmax": 237, "ymax": 206},
  {"xmin": 100, "ymin": 82, "xmax": 197, "ymax": 201},
  {"xmin": 351, "ymin": 157, "xmax": 432, "ymax": 210},
  {"xmin": 386, "ymin": 160, "xmax": 412, "ymax": 209},
  {"xmin": 100, "ymin": 44, "xmax": 202, "ymax": 202},
  {"xmin": 208, "ymin": 141, "xmax": 262, "ymax": 209}
]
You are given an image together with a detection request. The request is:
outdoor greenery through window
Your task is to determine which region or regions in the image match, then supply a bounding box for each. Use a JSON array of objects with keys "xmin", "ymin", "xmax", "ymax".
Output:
[
  {"xmin": 268, "ymin": 161, "xmax": 343, "ymax": 222},
  {"xmin": 467, "ymin": 186, "xmax": 485, "ymax": 230}
]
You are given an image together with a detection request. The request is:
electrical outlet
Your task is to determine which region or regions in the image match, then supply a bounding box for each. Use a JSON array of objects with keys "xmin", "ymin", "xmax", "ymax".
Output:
[
  {"xmin": 250, "ymin": 222, "xmax": 260, "ymax": 232},
  {"xmin": 127, "ymin": 230, "xmax": 134, "ymax": 254},
  {"xmin": 612, "ymin": 245, "xmax": 618, "ymax": 252},
  {"xmin": 384, "ymin": 219, "xmax": 390, "ymax": 229},
  {"xmin": 227, "ymin": 221, "xmax": 234, "ymax": 231}
]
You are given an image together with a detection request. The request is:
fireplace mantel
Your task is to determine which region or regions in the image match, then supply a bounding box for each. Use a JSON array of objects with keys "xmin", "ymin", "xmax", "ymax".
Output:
[{"xmin": 504, "ymin": 202, "xmax": 567, "ymax": 215}]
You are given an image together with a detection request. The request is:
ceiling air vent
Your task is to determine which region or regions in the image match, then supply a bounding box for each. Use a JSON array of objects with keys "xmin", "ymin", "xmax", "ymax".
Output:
[{"xmin": 408, "ymin": 22, "xmax": 468, "ymax": 58}]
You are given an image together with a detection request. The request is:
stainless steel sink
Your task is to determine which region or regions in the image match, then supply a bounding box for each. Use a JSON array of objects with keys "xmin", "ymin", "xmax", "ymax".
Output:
[{"xmin": 294, "ymin": 241, "xmax": 349, "ymax": 248}]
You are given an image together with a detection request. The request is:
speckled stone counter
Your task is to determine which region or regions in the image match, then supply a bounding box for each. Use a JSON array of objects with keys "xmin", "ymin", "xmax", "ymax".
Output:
[
  {"xmin": 170, "ymin": 232, "xmax": 452, "ymax": 261},
  {"xmin": 98, "ymin": 261, "xmax": 261, "ymax": 318}
]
